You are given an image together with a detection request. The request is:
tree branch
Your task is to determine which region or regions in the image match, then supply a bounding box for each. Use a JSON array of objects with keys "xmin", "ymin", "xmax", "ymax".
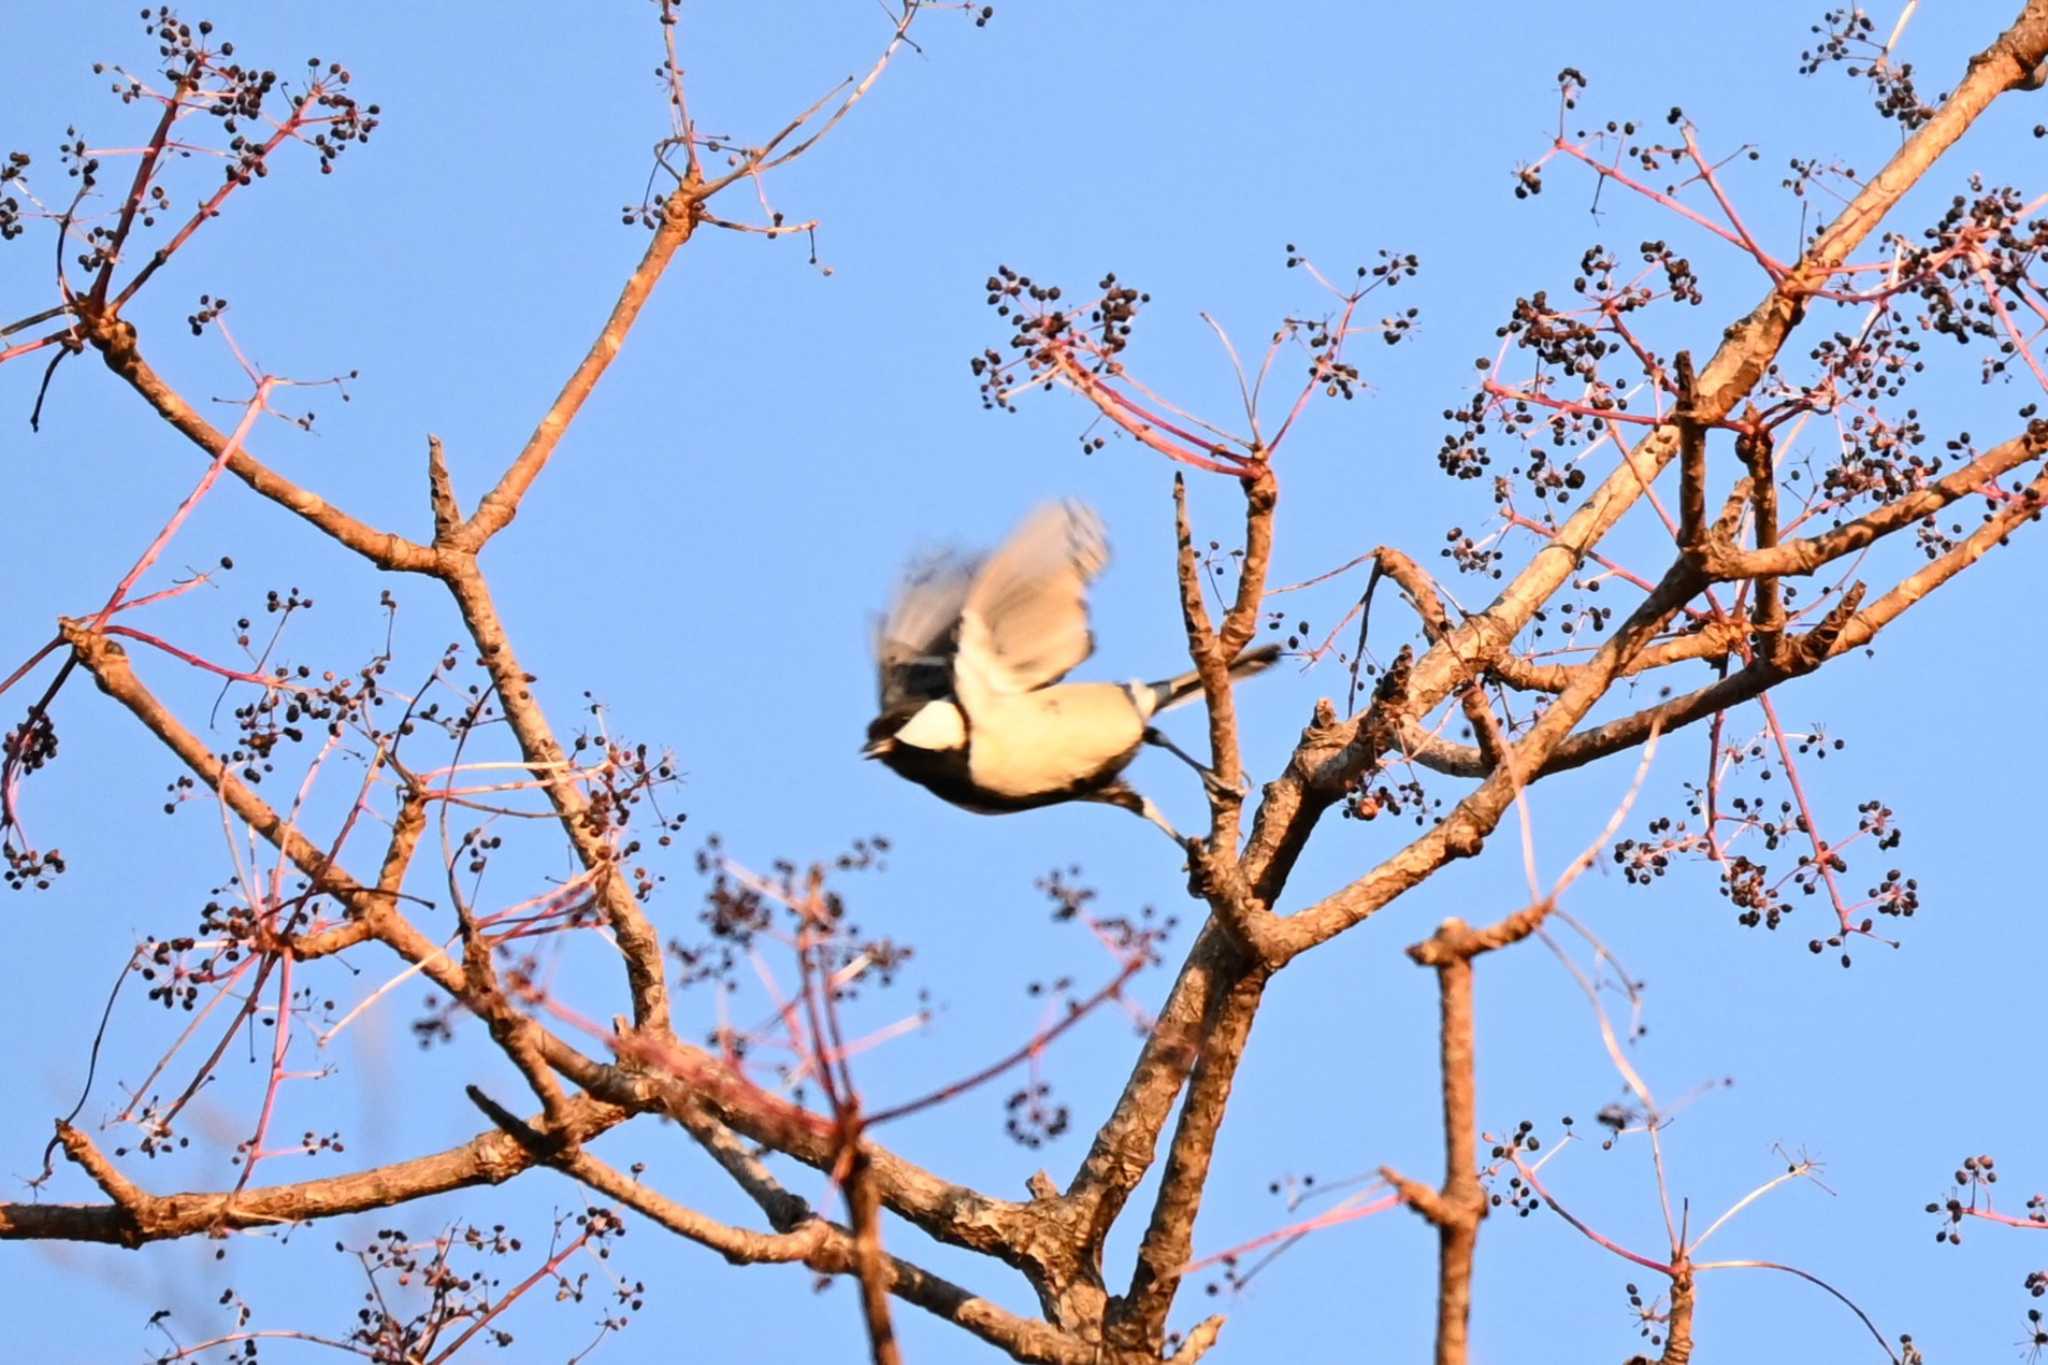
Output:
[
  {"xmin": 457, "ymin": 192, "xmax": 700, "ymax": 547},
  {"xmin": 7, "ymin": 1099, "xmax": 623, "ymax": 1247},
  {"xmin": 1235, "ymin": 3, "xmax": 2048, "ymax": 905},
  {"xmin": 1403, "ymin": 464, "xmax": 2048, "ymax": 783},
  {"xmin": 540, "ymin": 1102, "xmax": 1095, "ymax": 1365},
  {"xmin": 87, "ymin": 318, "xmax": 440, "ymax": 573},
  {"xmin": 57, "ymin": 621, "xmax": 612, "ymax": 1089},
  {"xmin": 438, "ymin": 562, "xmax": 673, "ymax": 1033},
  {"xmin": 1698, "ymin": 420, "xmax": 2047, "ymax": 582},
  {"xmin": 1106, "ymin": 949, "xmax": 1267, "ymax": 1355}
]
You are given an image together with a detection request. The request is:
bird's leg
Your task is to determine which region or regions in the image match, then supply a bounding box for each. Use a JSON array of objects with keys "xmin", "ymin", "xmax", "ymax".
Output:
[
  {"xmin": 1088, "ymin": 783, "xmax": 1189, "ymax": 846},
  {"xmin": 1143, "ymin": 727, "xmax": 1249, "ymax": 799}
]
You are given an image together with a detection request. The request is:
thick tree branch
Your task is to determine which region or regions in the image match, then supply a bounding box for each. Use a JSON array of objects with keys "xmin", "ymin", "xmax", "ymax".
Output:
[
  {"xmin": 1387, "ymin": 904, "xmax": 1588, "ymax": 1365},
  {"xmin": 1661, "ymin": 1270, "xmax": 1697, "ymax": 1365},
  {"xmin": 844, "ymin": 1146, "xmax": 906, "ymax": 1365},
  {"xmin": 1674, "ymin": 351, "xmax": 1706, "ymax": 549},
  {"xmin": 546, "ymin": 1103, "xmax": 1096, "ymax": 1364},
  {"xmin": 1167, "ymin": 469, "xmax": 1295, "ymax": 975},
  {"xmin": 1698, "ymin": 420, "xmax": 2047, "ymax": 581},
  {"xmin": 1385, "ymin": 941, "xmax": 1483, "ymax": 1365},
  {"xmin": 85, "ymin": 319, "xmax": 439, "ymax": 573},
  {"xmin": 552, "ymin": 1139, "xmax": 829, "ymax": 1263},
  {"xmin": 5, "ymin": 1099, "xmax": 623, "ymax": 1247},
  {"xmin": 439, "ymin": 562, "xmax": 673, "ymax": 1033},
  {"xmin": 427, "ymin": 433, "xmax": 462, "ymax": 540},
  {"xmin": 1736, "ymin": 424, "xmax": 1785, "ymax": 661},
  {"xmin": 1105, "ymin": 950, "xmax": 1267, "ymax": 1355},
  {"xmin": 591, "ymin": 1050, "xmax": 1062, "ymax": 1281},
  {"xmin": 1064, "ymin": 922, "xmax": 1230, "ymax": 1262}
]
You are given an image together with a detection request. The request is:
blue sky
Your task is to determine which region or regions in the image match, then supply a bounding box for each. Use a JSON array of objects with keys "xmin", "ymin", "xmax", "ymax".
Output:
[{"xmin": 4, "ymin": 3, "xmax": 2046, "ymax": 1361}]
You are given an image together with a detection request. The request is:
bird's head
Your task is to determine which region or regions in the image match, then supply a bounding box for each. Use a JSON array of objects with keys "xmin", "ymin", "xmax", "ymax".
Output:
[{"xmin": 860, "ymin": 714, "xmax": 899, "ymax": 760}]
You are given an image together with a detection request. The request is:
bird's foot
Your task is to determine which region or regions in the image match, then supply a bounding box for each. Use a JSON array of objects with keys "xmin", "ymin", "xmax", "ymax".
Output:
[
  {"xmin": 1144, "ymin": 726, "xmax": 1251, "ymax": 801},
  {"xmin": 1195, "ymin": 765, "xmax": 1252, "ymax": 801}
]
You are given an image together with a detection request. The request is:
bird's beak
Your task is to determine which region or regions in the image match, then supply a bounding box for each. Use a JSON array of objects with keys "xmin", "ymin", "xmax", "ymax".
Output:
[{"xmin": 860, "ymin": 738, "xmax": 891, "ymax": 760}]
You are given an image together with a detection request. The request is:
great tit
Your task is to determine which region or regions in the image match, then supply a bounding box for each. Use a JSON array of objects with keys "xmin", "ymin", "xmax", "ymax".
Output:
[{"xmin": 862, "ymin": 500, "xmax": 1280, "ymax": 842}]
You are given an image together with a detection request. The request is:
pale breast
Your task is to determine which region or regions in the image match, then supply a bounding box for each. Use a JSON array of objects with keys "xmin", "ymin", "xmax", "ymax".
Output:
[{"xmin": 964, "ymin": 684, "xmax": 1146, "ymax": 800}]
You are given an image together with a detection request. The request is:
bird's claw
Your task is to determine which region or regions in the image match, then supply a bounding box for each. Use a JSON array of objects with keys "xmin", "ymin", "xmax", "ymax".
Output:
[{"xmin": 1196, "ymin": 766, "xmax": 1252, "ymax": 801}]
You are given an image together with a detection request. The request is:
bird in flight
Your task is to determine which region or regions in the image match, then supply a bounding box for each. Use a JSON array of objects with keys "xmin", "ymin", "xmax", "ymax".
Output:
[{"xmin": 863, "ymin": 500, "xmax": 1279, "ymax": 842}]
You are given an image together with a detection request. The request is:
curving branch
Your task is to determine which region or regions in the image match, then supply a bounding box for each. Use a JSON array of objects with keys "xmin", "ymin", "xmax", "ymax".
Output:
[
  {"xmin": 4, "ymin": 1099, "xmax": 624, "ymax": 1247},
  {"xmin": 87, "ymin": 318, "xmax": 440, "ymax": 573}
]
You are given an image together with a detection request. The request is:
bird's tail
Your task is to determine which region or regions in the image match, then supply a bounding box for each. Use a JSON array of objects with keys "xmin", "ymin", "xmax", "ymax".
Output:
[{"xmin": 1143, "ymin": 643, "xmax": 1284, "ymax": 715}]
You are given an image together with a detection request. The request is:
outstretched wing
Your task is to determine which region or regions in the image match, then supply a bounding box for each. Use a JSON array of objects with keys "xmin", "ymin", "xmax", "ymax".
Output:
[
  {"xmin": 954, "ymin": 500, "xmax": 1109, "ymax": 702},
  {"xmin": 875, "ymin": 550, "xmax": 979, "ymax": 712}
]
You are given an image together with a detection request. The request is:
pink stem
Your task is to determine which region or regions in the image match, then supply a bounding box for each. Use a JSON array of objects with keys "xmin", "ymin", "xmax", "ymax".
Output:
[
  {"xmin": 1514, "ymin": 1154, "xmax": 1675, "ymax": 1276},
  {"xmin": 91, "ymin": 379, "xmax": 271, "ymax": 629},
  {"xmin": 866, "ymin": 956, "xmax": 1144, "ymax": 1126},
  {"xmin": 1758, "ymin": 691, "xmax": 1854, "ymax": 933}
]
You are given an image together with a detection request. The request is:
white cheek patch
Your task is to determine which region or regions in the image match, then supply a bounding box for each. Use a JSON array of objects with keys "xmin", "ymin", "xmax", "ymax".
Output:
[{"xmin": 894, "ymin": 700, "xmax": 967, "ymax": 751}]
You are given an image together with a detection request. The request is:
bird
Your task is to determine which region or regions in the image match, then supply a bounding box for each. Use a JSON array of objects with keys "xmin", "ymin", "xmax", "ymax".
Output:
[{"xmin": 862, "ymin": 500, "xmax": 1281, "ymax": 842}]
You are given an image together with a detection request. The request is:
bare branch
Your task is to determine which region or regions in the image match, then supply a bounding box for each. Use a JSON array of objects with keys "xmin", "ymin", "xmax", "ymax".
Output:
[
  {"xmin": 458, "ymin": 195, "xmax": 699, "ymax": 548},
  {"xmin": 439, "ymin": 562, "xmax": 672, "ymax": 1033},
  {"xmin": 1106, "ymin": 951, "xmax": 1267, "ymax": 1356},
  {"xmin": 86, "ymin": 319, "xmax": 439, "ymax": 573},
  {"xmin": 7, "ymin": 1099, "xmax": 623, "ymax": 1247}
]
